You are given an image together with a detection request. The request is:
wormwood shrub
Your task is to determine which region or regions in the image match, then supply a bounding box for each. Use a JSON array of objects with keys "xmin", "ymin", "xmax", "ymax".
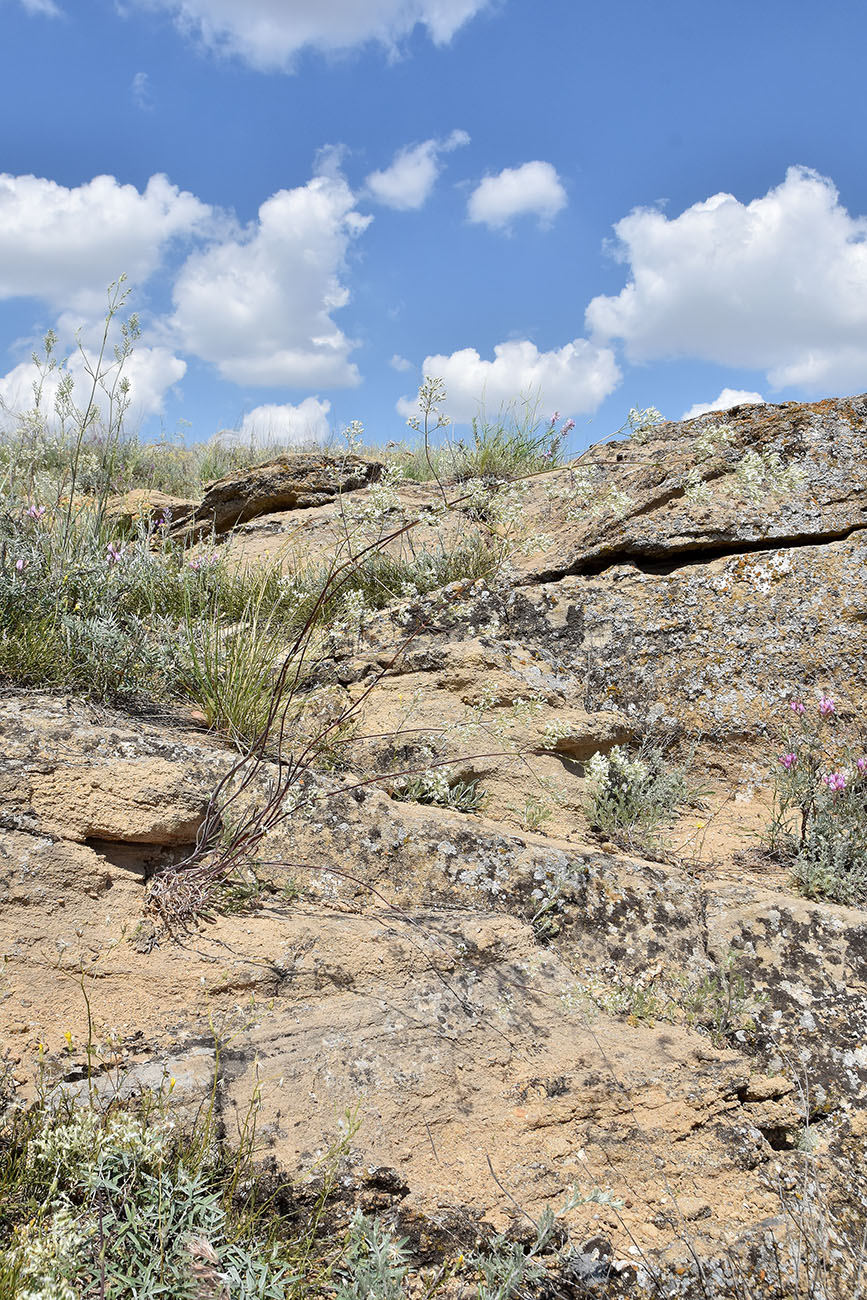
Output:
[
  {"xmin": 769, "ymin": 696, "xmax": 867, "ymax": 905},
  {"xmin": 0, "ymin": 1101, "xmax": 294, "ymax": 1299},
  {"xmin": 334, "ymin": 1211, "xmax": 410, "ymax": 1300},
  {"xmin": 391, "ymin": 766, "xmax": 486, "ymax": 813},
  {"xmin": 583, "ymin": 740, "xmax": 697, "ymax": 854},
  {"xmin": 0, "ymin": 505, "xmax": 304, "ymax": 707}
]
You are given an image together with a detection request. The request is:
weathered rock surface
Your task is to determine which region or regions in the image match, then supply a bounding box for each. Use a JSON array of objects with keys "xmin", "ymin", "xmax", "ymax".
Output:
[
  {"xmin": 4, "ymin": 394, "xmax": 867, "ymax": 1284},
  {"xmin": 522, "ymin": 394, "xmax": 867, "ymax": 577},
  {"xmin": 105, "ymin": 487, "xmax": 196, "ymax": 531},
  {"xmin": 175, "ymin": 451, "xmax": 382, "ymax": 538}
]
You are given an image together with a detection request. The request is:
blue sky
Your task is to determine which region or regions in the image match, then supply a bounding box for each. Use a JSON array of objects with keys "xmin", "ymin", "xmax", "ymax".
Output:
[{"xmin": 1, "ymin": 0, "xmax": 866, "ymax": 453}]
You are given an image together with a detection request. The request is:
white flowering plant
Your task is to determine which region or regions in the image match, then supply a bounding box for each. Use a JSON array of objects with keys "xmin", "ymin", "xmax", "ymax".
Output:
[{"xmin": 584, "ymin": 741, "xmax": 696, "ymax": 853}]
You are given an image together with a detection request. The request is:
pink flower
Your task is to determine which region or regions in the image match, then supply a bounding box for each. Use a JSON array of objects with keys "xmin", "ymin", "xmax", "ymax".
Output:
[
  {"xmin": 822, "ymin": 771, "xmax": 846, "ymax": 792},
  {"xmin": 789, "ymin": 699, "xmax": 806, "ymax": 715},
  {"xmin": 25, "ymin": 505, "xmax": 46, "ymax": 520},
  {"xmin": 857, "ymin": 758, "xmax": 867, "ymax": 774},
  {"xmin": 550, "ymin": 411, "xmax": 561, "ymax": 425},
  {"xmin": 819, "ymin": 696, "xmax": 836, "ymax": 717},
  {"xmin": 779, "ymin": 752, "xmax": 797, "ymax": 770},
  {"xmin": 14, "ymin": 557, "xmax": 26, "ymax": 572},
  {"xmin": 106, "ymin": 543, "xmax": 123, "ymax": 564},
  {"xmin": 561, "ymin": 418, "xmax": 576, "ymax": 434}
]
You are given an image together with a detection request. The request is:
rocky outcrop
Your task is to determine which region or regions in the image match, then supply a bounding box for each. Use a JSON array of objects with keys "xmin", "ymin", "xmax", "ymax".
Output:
[
  {"xmin": 2, "ymin": 688, "xmax": 866, "ymax": 1272},
  {"xmin": 105, "ymin": 487, "xmax": 196, "ymax": 532},
  {"xmin": 522, "ymin": 394, "xmax": 867, "ymax": 579},
  {"xmin": 175, "ymin": 451, "xmax": 382, "ymax": 539},
  {"xmin": 4, "ymin": 394, "xmax": 867, "ymax": 1282}
]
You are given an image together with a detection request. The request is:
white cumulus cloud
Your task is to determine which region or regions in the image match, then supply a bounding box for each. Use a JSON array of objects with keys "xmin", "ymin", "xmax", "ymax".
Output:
[
  {"xmin": 586, "ymin": 166, "xmax": 867, "ymax": 394},
  {"xmin": 236, "ymin": 397, "xmax": 332, "ymax": 446},
  {"xmin": 397, "ymin": 338, "xmax": 620, "ymax": 424},
  {"xmin": 467, "ymin": 161, "xmax": 567, "ymax": 231},
  {"xmin": 170, "ymin": 173, "xmax": 371, "ymax": 388},
  {"xmin": 365, "ymin": 129, "xmax": 469, "ymax": 211},
  {"xmin": 128, "ymin": 0, "xmax": 490, "ymax": 71},
  {"xmin": 681, "ymin": 388, "xmax": 765, "ymax": 420},
  {"xmin": 0, "ymin": 172, "xmax": 211, "ymax": 313}
]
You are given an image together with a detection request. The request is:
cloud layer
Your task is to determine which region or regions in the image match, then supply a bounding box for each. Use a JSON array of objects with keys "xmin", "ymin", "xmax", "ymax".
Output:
[
  {"xmin": 467, "ymin": 161, "xmax": 567, "ymax": 231},
  {"xmin": 365, "ymin": 130, "xmax": 469, "ymax": 210},
  {"xmin": 170, "ymin": 173, "xmax": 370, "ymax": 387},
  {"xmin": 587, "ymin": 166, "xmax": 867, "ymax": 392},
  {"xmin": 18, "ymin": 0, "xmax": 62, "ymax": 16},
  {"xmin": 398, "ymin": 338, "xmax": 620, "ymax": 424},
  {"xmin": 0, "ymin": 172, "xmax": 210, "ymax": 313},
  {"xmin": 130, "ymin": 0, "xmax": 490, "ymax": 70}
]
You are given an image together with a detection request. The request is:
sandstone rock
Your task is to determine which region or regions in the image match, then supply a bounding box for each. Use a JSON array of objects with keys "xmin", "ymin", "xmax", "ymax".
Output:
[
  {"xmin": 104, "ymin": 488, "xmax": 196, "ymax": 532},
  {"xmin": 0, "ymin": 693, "xmax": 229, "ymax": 847},
  {"xmin": 176, "ymin": 452, "xmax": 382, "ymax": 538},
  {"xmin": 523, "ymin": 393, "xmax": 867, "ymax": 578},
  {"xmin": 5, "ymin": 394, "xmax": 867, "ymax": 1276}
]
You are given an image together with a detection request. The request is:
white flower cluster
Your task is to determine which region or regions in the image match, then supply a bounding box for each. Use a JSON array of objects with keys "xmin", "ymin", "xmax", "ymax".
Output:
[
  {"xmin": 11, "ymin": 1207, "xmax": 85, "ymax": 1300},
  {"xmin": 626, "ymin": 406, "xmax": 665, "ymax": 444},
  {"xmin": 540, "ymin": 719, "xmax": 574, "ymax": 746},
  {"xmin": 13, "ymin": 1111, "xmax": 174, "ymax": 1299},
  {"xmin": 332, "ymin": 587, "xmax": 371, "ymax": 638},
  {"xmin": 28, "ymin": 1109, "xmax": 171, "ymax": 1181},
  {"xmin": 393, "ymin": 766, "xmax": 452, "ymax": 805},
  {"xmin": 683, "ymin": 464, "xmax": 713, "ymax": 505},
  {"xmin": 695, "ymin": 421, "xmax": 734, "ymax": 457},
  {"xmin": 357, "ymin": 460, "xmax": 404, "ymax": 523},
  {"xmin": 341, "ymin": 419, "xmax": 365, "ymax": 454},
  {"xmin": 406, "ymin": 376, "xmax": 450, "ymax": 434},
  {"xmin": 732, "ymin": 448, "xmax": 808, "ymax": 503},
  {"xmin": 566, "ymin": 481, "xmax": 634, "ymax": 523},
  {"xmin": 585, "ymin": 746, "xmax": 649, "ymax": 790}
]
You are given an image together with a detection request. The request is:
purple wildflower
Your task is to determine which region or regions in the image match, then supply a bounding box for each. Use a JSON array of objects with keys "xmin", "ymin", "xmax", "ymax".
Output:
[
  {"xmin": 106, "ymin": 543, "xmax": 123, "ymax": 564},
  {"xmin": 857, "ymin": 758, "xmax": 867, "ymax": 775},
  {"xmin": 561, "ymin": 418, "xmax": 576, "ymax": 435},
  {"xmin": 822, "ymin": 771, "xmax": 846, "ymax": 792},
  {"xmin": 14, "ymin": 558, "xmax": 26, "ymax": 572},
  {"xmin": 789, "ymin": 699, "xmax": 806, "ymax": 715},
  {"xmin": 819, "ymin": 696, "xmax": 836, "ymax": 718},
  {"xmin": 779, "ymin": 752, "xmax": 797, "ymax": 770}
]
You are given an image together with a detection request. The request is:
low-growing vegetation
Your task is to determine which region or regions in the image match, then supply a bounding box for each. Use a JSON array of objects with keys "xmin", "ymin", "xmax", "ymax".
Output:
[
  {"xmin": 769, "ymin": 695, "xmax": 867, "ymax": 904},
  {"xmin": 0, "ymin": 1068, "xmax": 624, "ymax": 1300},
  {"xmin": 583, "ymin": 740, "xmax": 700, "ymax": 855}
]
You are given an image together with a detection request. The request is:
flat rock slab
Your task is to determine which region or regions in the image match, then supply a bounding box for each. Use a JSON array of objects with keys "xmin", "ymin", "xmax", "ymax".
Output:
[{"xmin": 176, "ymin": 452, "xmax": 382, "ymax": 538}]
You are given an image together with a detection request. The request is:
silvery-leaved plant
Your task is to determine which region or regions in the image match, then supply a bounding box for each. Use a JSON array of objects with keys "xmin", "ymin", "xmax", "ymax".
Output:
[
  {"xmin": 770, "ymin": 696, "xmax": 867, "ymax": 904},
  {"xmin": 585, "ymin": 742, "xmax": 693, "ymax": 852},
  {"xmin": 626, "ymin": 405, "xmax": 665, "ymax": 443},
  {"xmin": 731, "ymin": 447, "xmax": 808, "ymax": 503}
]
